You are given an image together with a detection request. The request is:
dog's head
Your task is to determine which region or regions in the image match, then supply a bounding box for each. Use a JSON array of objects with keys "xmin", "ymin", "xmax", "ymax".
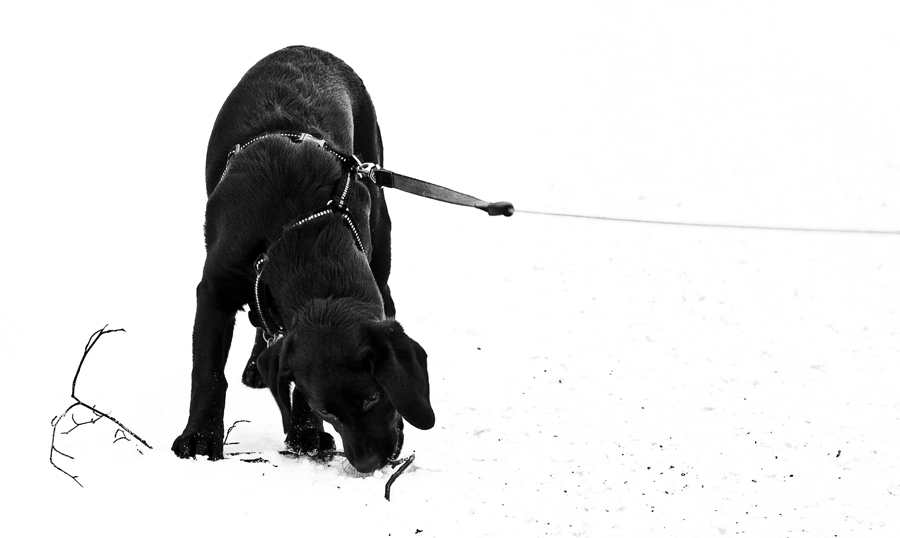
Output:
[{"xmin": 257, "ymin": 315, "xmax": 433, "ymax": 473}]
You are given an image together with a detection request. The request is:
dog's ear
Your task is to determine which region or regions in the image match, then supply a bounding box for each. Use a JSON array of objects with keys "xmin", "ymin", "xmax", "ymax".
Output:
[
  {"xmin": 367, "ymin": 320, "xmax": 435, "ymax": 430},
  {"xmin": 256, "ymin": 337, "xmax": 293, "ymax": 433},
  {"xmin": 255, "ymin": 337, "xmax": 282, "ymax": 389}
]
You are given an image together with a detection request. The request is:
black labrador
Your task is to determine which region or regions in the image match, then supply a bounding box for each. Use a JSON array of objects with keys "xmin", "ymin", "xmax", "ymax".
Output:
[{"xmin": 172, "ymin": 46, "xmax": 434, "ymax": 473}]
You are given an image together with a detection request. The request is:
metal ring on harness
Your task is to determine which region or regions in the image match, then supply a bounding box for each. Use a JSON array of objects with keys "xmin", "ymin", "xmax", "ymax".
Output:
[{"xmin": 355, "ymin": 162, "xmax": 381, "ymax": 184}]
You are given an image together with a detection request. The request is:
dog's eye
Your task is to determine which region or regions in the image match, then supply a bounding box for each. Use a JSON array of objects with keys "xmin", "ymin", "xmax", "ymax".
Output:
[{"xmin": 362, "ymin": 391, "xmax": 380, "ymax": 412}]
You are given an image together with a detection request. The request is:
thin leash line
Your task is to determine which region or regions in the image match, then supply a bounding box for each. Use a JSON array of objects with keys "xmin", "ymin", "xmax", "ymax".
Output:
[{"xmin": 515, "ymin": 209, "xmax": 900, "ymax": 236}]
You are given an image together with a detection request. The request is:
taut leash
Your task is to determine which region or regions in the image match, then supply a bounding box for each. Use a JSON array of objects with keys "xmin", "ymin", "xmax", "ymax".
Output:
[{"xmin": 356, "ymin": 163, "xmax": 515, "ymax": 217}]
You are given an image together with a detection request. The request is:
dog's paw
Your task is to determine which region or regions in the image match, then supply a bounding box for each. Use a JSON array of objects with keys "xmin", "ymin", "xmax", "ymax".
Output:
[
  {"xmin": 172, "ymin": 428, "xmax": 224, "ymax": 460},
  {"xmin": 285, "ymin": 427, "xmax": 336, "ymax": 457},
  {"xmin": 241, "ymin": 357, "xmax": 266, "ymax": 388}
]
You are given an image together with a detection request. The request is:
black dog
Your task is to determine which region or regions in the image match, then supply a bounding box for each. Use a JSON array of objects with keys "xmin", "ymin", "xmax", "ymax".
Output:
[{"xmin": 172, "ymin": 46, "xmax": 434, "ymax": 473}]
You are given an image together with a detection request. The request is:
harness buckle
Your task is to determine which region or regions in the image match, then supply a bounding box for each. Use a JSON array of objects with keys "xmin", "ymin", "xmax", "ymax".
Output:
[
  {"xmin": 297, "ymin": 133, "xmax": 326, "ymax": 148},
  {"xmin": 264, "ymin": 332, "xmax": 282, "ymax": 347},
  {"xmin": 356, "ymin": 162, "xmax": 381, "ymax": 183}
]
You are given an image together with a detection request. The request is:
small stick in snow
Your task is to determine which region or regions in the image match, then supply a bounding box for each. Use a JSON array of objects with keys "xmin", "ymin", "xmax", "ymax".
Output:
[
  {"xmin": 50, "ymin": 408, "xmax": 84, "ymax": 486},
  {"xmin": 68, "ymin": 326, "xmax": 150, "ymax": 448},
  {"xmin": 113, "ymin": 428, "xmax": 130, "ymax": 443},
  {"xmin": 384, "ymin": 453, "xmax": 415, "ymax": 501},
  {"xmin": 224, "ymin": 419, "xmax": 251, "ymax": 446},
  {"xmin": 61, "ymin": 409, "xmax": 103, "ymax": 434},
  {"xmin": 49, "ymin": 326, "xmax": 151, "ymax": 487}
]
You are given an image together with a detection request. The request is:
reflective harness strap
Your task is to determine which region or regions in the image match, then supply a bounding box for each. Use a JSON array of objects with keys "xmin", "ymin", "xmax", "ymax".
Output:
[
  {"xmin": 218, "ymin": 132, "xmax": 358, "ymax": 187},
  {"xmin": 253, "ymin": 254, "xmax": 281, "ymax": 344},
  {"xmin": 228, "ymin": 131, "xmax": 513, "ymax": 345},
  {"xmin": 254, "ymin": 173, "xmax": 366, "ymax": 344}
]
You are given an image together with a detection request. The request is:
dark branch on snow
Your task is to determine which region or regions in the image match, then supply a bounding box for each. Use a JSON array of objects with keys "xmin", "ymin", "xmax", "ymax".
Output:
[
  {"xmin": 224, "ymin": 420, "xmax": 251, "ymax": 446},
  {"xmin": 385, "ymin": 453, "xmax": 415, "ymax": 501},
  {"xmin": 61, "ymin": 410, "xmax": 103, "ymax": 434},
  {"xmin": 50, "ymin": 403, "xmax": 83, "ymax": 487},
  {"xmin": 49, "ymin": 325, "xmax": 152, "ymax": 487},
  {"xmin": 69, "ymin": 326, "xmax": 152, "ymax": 449}
]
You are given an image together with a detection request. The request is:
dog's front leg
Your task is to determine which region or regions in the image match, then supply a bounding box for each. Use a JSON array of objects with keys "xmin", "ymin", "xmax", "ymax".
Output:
[
  {"xmin": 284, "ymin": 385, "xmax": 336, "ymax": 457},
  {"xmin": 172, "ymin": 278, "xmax": 237, "ymax": 460}
]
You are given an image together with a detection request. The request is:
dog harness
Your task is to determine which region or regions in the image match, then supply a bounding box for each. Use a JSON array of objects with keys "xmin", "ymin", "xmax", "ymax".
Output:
[
  {"xmin": 226, "ymin": 133, "xmax": 366, "ymax": 344},
  {"xmin": 252, "ymin": 174, "xmax": 366, "ymax": 342},
  {"xmin": 222, "ymin": 131, "xmax": 514, "ymax": 345}
]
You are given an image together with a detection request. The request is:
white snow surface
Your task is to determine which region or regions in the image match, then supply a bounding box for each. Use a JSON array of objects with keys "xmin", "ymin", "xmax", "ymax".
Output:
[{"xmin": 4, "ymin": 1, "xmax": 899, "ymax": 536}]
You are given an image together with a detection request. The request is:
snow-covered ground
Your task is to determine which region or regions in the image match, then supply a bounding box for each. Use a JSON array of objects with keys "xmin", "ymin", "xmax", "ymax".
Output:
[{"xmin": 5, "ymin": 1, "xmax": 898, "ymax": 536}]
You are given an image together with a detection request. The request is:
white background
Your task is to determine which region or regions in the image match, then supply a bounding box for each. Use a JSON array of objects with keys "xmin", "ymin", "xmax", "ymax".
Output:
[{"xmin": 3, "ymin": 1, "xmax": 898, "ymax": 536}]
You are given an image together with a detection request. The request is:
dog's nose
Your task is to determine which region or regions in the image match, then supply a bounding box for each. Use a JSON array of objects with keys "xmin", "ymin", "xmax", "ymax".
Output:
[{"xmin": 352, "ymin": 454, "xmax": 383, "ymax": 474}]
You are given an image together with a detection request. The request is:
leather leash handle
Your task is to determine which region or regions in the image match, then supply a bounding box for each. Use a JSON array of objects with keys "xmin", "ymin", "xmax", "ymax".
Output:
[{"xmin": 371, "ymin": 168, "xmax": 514, "ymax": 217}]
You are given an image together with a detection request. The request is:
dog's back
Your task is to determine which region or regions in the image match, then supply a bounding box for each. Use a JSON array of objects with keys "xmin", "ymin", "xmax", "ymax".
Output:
[
  {"xmin": 199, "ymin": 45, "xmax": 392, "ymax": 314},
  {"xmin": 205, "ymin": 46, "xmax": 382, "ymax": 196}
]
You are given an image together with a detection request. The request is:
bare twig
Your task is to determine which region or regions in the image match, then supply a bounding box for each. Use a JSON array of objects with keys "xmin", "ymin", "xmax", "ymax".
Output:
[
  {"xmin": 49, "ymin": 325, "xmax": 152, "ymax": 487},
  {"xmin": 50, "ymin": 403, "xmax": 83, "ymax": 487},
  {"xmin": 69, "ymin": 326, "xmax": 152, "ymax": 449},
  {"xmin": 61, "ymin": 410, "xmax": 103, "ymax": 434},
  {"xmin": 385, "ymin": 453, "xmax": 416, "ymax": 501},
  {"xmin": 224, "ymin": 420, "xmax": 251, "ymax": 446},
  {"xmin": 240, "ymin": 457, "xmax": 272, "ymax": 464}
]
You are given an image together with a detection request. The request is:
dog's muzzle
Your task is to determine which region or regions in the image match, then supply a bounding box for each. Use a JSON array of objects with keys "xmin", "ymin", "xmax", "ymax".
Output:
[{"xmin": 339, "ymin": 416, "xmax": 405, "ymax": 473}]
